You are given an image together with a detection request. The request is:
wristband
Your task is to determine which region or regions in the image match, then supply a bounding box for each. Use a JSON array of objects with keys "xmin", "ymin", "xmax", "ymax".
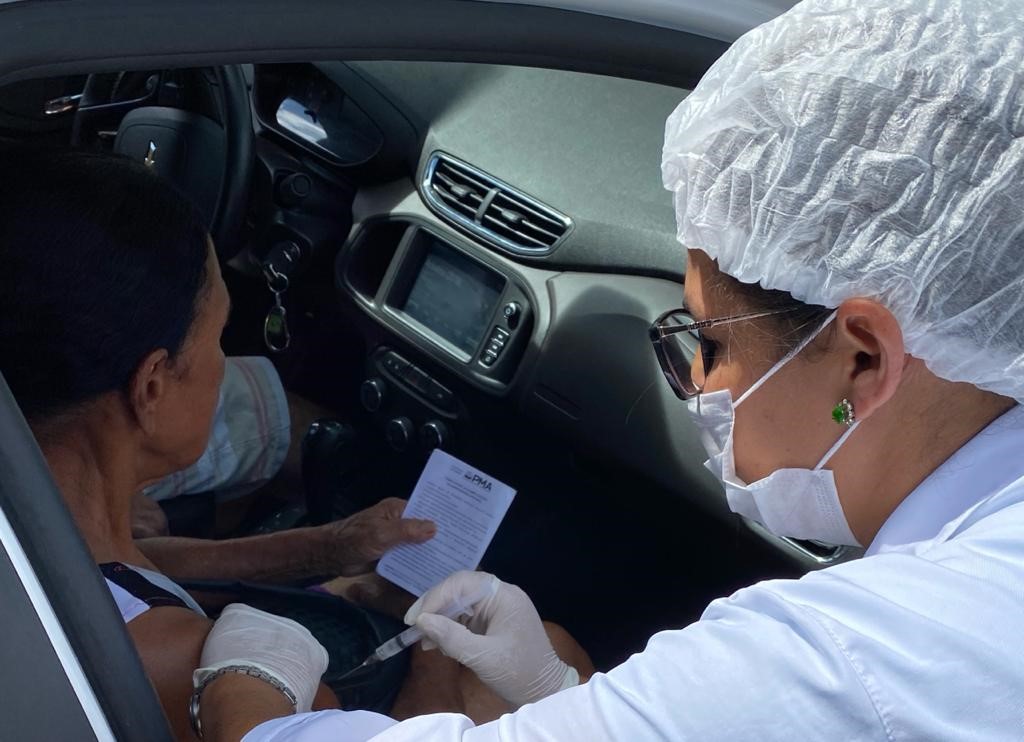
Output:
[{"xmin": 189, "ymin": 664, "xmax": 297, "ymax": 739}]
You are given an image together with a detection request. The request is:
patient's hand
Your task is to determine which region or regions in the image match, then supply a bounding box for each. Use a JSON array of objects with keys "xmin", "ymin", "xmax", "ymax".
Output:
[
  {"xmin": 321, "ymin": 497, "xmax": 436, "ymax": 577},
  {"xmin": 319, "ymin": 572, "xmax": 417, "ymax": 619}
]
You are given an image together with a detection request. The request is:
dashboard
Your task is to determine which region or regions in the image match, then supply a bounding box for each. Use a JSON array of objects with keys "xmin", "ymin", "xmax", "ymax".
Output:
[
  {"xmin": 340, "ymin": 216, "xmax": 534, "ymax": 387},
  {"xmin": 401, "ymin": 238, "xmax": 505, "ymax": 358},
  {"xmin": 246, "ymin": 60, "xmax": 860, "ymax": 569},
  {"xmin": 254, "ymin": 61, "xmax": 686, "ymax": 275},
  {"xmin": 254, "ymin": 63, "xmax": 384, "ymax": 167}
]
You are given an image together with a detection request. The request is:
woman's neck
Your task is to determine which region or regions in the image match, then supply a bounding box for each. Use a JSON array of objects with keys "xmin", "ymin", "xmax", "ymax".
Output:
[
  {"xmin": 843, "ymin": 379, "xmax": 1016, "ymax": 547},
  {"xmin": 38, "ymin": 409, "xmax": 150, "ymax": 566}
]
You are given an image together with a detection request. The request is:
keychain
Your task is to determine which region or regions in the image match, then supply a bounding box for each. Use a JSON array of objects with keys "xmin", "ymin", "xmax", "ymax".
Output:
[{"xmin": 263, "ymin": 264, "xmax": 291, "ymax": 353}]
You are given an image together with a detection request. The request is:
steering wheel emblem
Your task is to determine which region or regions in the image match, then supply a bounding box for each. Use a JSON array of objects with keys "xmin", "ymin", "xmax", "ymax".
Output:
[{"xmin": 143, "ymin": 140, "xmax": 157, "ymax": 167}]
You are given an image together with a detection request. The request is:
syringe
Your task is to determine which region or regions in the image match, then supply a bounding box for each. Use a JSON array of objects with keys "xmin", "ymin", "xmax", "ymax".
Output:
[{"xmin": 337, "ymin": 580, "xmax": 495, "ymax": 680}]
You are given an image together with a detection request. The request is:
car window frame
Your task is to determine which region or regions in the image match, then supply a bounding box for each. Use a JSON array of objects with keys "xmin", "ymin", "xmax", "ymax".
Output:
[{"xmin": 0, "ymin": 372, "xmax": 172, "ymax": 741}]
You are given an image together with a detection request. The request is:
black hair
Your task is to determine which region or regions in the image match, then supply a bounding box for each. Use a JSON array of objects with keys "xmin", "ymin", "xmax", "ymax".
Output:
[
  {"xmin": 710, "ymin": 269, "xmax": 835, "ymax": 357},
  {"xmin": 0, "ymin": 149, "xmax": 210, "ymax": 423}
]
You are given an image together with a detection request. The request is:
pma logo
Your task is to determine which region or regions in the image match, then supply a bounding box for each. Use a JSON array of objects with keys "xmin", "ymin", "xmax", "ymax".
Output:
[{"xmin": 464, "ymin": 472, "xmax": 493, "ymax": 491}]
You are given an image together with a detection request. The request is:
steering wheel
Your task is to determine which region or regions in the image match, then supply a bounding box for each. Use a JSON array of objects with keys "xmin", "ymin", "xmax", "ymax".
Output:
[{"xmin": 73, "ymin": 66, "xmax": 254, "ymax": 259}]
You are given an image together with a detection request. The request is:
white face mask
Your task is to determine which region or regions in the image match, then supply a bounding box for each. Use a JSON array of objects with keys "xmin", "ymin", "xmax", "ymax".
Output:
[{"xmin": 685, "ymin": 311, "xmax": 862, "ymax": 546}]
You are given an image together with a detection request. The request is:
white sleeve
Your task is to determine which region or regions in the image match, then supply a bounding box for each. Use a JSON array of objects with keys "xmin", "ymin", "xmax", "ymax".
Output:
[
  {"xmin": 240, "ymin": 581, "xmax": 886, "ymax": 742},
  {"xmin": 242, "ymin": 710, "xmax": 399, "ymax": 741}
]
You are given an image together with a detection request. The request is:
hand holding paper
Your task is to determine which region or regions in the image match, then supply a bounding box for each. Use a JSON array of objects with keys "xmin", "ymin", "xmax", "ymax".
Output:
[{"xmin": 377, "ymin": 450, "xmax": 516, "ymax": 596}]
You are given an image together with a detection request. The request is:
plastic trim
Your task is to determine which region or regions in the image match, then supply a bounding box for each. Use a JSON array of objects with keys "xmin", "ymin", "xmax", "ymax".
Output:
[
  {"xmin": 0, "ymin": 504, "xmax": 114, "ymax": 740},
  {"xmin": 0, "ymin": 0, "xmax": 728, "ymax": 90},
  {"xmin": 743, "ymin": 518, "xmax": 861, "ymax": 569},
  {"xmin": 421, "ymin": 151, "xmax": 573, "ymax": 257}
]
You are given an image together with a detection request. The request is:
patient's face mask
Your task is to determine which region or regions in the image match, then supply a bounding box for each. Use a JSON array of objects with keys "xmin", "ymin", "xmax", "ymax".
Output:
[{"xmin": 685, "ymin": 311, "xmax": 862, "ymax": 546}]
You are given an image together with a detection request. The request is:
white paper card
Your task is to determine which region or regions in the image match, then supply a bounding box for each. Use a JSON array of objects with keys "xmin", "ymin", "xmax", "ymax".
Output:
[{"xmin": 377, "ymin": 449, "xmax": 516, "ymax": 596}]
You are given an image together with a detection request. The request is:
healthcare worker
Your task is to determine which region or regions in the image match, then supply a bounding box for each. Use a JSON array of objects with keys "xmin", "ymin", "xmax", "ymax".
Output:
[{"xmin": 189, "ymin": 0, "xmax": 1024, "ymax": 739}]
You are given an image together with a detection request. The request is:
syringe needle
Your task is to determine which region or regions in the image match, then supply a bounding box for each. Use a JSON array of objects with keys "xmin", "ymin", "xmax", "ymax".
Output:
[
  {"xmin": 336, "ymin": 657, "xmax": 377, "ymax": 683},
  {"xmin": 337, "ymin": 578, "xmax": 498, "ymax": 681}
]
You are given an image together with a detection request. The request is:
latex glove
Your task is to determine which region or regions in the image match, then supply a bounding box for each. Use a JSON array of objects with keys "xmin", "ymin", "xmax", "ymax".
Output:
[
  {"xmin": 196, "ymin": 603, "xmax": 329, "ymax": 713},
  {"xmin": 405, "ymin": 571, "xmax": 578, "ymax": 708},
  {"xmin": 323, "ymin": 497, "xmax": 437, "ymax": 576}
]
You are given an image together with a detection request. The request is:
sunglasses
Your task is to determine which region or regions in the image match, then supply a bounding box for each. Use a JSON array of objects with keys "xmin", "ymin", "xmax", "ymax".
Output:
[{"xmin": 648, "ymin": 305, "xmax": 799, "ymax": 400}]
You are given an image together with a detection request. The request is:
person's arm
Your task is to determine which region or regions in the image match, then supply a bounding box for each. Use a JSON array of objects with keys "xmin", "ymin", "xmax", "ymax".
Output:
[
  {"xmin": 137, "ymin": 527, "xmax": 340, "ymax": 584},
  {"xmin": 127, "ymin": 606, "xmax": 338, "ymax": 741},
  {"xmin": 194, "ymin": 574, "xmax": 591, "ymax": 742},
  {"xmin": 201, "ymin": 673, "xmax": 293, "ymax": 742},
  {"xmin": 126, "ymin": 606, "xmax": 212, "ymax": 741},
  {"xmin": 212, "ymin": 577, "xmax": 889, "ymax": 742},
  {"xmin": 137, "ymin": 498, "xmax": 436, "ymax": 583}
]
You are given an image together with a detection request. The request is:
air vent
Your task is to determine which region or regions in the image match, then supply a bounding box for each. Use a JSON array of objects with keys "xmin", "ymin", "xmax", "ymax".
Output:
[{"xmin": 421, "ymin": 152, "xmax": 572, "ymax": 256}]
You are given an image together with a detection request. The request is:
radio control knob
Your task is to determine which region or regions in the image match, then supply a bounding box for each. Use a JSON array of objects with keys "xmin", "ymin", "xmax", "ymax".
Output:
[
  {"xmin": 359, "ymin": 378, "xmax": 386, "ymax": 412},
  {"xmin": 385, "ymin": 417, "xmax": 414, "ymax": 452},
  {"xmin": 420, "ymin": 420, "xmax": 450, "ymax": 451},
  {"xmin": 502, "ymin": 301, "xmax": 522, "ymax": 329}
]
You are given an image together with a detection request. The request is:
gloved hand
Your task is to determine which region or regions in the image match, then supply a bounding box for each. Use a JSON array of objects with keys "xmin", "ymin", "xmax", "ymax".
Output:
[
  {"xmin": 195, "ymin": 603, "xmax": 329, "ymax": 713},
  {"xmin": 405, "ymin": 571, "xmax": 579, "ymax": 708}
]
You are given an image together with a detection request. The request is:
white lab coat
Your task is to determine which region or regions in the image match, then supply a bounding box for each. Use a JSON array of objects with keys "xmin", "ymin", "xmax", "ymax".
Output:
[{"xmin": 245, "ymin": 405, "xmax": 1024, "ymax": 741}]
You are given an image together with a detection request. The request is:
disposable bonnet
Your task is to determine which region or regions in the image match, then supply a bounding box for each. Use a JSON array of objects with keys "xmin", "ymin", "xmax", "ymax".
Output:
[{"xmin": 662, "ymin": 0, "xmax": 1024, "ymax": 401}]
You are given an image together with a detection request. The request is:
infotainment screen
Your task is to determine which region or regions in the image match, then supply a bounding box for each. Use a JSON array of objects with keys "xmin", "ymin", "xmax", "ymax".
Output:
[{"xmin": 402, "ymin": 240, "xmax": 505, "ymax": 355}]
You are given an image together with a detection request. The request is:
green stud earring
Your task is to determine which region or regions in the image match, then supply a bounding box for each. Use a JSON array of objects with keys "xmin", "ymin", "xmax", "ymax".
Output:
[{"xmin": 831, "ymin": 398, "xmax": 855, "ymax": 426}]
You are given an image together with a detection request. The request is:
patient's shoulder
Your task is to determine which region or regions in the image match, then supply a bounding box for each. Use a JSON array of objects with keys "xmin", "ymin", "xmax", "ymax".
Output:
[{"xmin": 127, "ymin": 605, "xmax": 213, "ymax": 741}]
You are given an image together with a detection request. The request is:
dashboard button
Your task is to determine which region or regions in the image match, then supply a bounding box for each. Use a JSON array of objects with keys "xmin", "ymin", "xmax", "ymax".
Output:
[
  {"xmin": 359, "ymin": 378, "xmax": 386, "ymax": 412},
  {"xmin": 420, "ymin": 420, "xmax": 450, "ymax": 451},
  {"xmin": 385, "ymin": 417, "xmax": 414, "ymax": 452},
  {"xmin": 276, "ymin": 172, "xmax": 312, "ymax": 207},
  {"xmin": 403, "ymin": 365, "xmax": 432, "ymax": 393},
  {"xmin": 425, "ymin": 380, "xmax": 454, "ymax": 410},
  {"xmin": 502, "ymin": 302, "xmax": 521, "ymax": 329},
  {"xmin": 381, "ymin": 351, "xmax": 408, "ymax": 377}
]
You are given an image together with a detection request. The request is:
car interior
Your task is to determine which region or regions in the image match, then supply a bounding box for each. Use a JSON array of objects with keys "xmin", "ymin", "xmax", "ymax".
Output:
[
  {"xmin": 0, "ymin": 11, "xmax": 853, "ymax": 698},
  {"xmin": 0, "ymin": 58, "xmax": 847, "ymax": 673}
]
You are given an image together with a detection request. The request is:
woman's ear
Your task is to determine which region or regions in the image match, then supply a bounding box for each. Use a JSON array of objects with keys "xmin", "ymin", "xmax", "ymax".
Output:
[
  {"xmin": 128, "ymin": 349, "xmax": 171, "ymax": 436},
  {"xmin": 836, "ymin": 299, "xmax": 907, "ymax": 421}
]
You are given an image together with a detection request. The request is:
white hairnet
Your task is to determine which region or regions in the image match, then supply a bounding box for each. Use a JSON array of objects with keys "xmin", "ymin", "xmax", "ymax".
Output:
[{"xmin": 663, "ymin": 0, "xmax": 1024, "ymax": 400}]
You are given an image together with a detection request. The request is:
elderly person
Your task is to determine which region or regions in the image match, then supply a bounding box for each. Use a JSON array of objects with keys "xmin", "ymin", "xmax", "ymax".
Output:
[
  {"xmin": 0, "ymin": 148, "xmax": 432, "ymax": 738},
  {"xmin": 194, "ymin": 0, "xmax": 1024, "ymax": 739},
  {"xmin": 0, "ymin": 149, "xmax": 591, "ymax": 740}
]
